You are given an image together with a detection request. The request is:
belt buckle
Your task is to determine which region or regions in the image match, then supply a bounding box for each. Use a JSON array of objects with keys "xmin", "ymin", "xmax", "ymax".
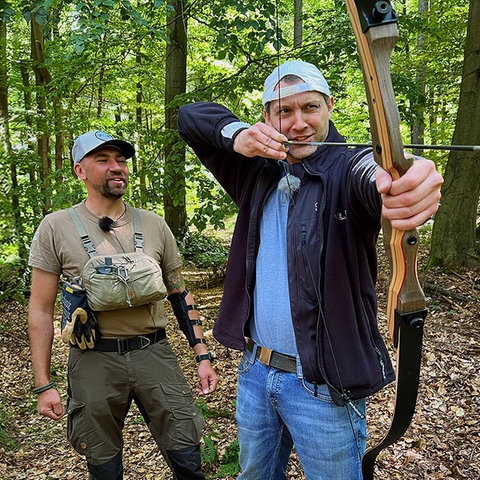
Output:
[
  {"xmin": 117, "ymin": 338, "xmax": 128, "ymax": 355},
  {"xmin": 258, "ymin": 346, "xmax": 273, "ymax": 366},
  {"xmin": 138, "ymin": 335, "xmax": 151, "ymax": 350}
]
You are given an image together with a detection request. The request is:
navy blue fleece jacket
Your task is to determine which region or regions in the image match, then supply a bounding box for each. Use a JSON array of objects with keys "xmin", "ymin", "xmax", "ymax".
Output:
[{"xmin": 178, "ymin": 102, "xmax": 395, "ymax": 404}]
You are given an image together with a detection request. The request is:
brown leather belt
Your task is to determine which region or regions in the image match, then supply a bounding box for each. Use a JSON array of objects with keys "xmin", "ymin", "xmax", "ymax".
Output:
[{"xmin": 246, "ymin": 339, "xmax": 297, "ymax": 373}]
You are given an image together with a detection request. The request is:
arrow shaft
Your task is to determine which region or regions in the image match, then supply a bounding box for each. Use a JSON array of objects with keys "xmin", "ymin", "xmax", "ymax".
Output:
[{"xmin": 284, "ymin": 140, "xmax": 480, "ymax": 152}]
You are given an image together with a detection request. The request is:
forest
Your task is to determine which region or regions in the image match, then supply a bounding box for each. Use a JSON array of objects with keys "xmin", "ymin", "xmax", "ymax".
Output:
[{"xmin": 0, "ymin": 0, "xmax": 479, "ymax": 478}]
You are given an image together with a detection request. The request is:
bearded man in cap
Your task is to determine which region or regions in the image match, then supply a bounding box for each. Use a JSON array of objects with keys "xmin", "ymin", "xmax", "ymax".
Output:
[
  {"xmin": 27, "ymin": 131, "xmax": 218, "ymax": 479},
  {"xmin": 177, "ymin": 60, "xmax": 443, "ymax": 479}
]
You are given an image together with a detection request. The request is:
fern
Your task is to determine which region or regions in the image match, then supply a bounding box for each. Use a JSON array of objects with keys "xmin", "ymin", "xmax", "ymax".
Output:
[
  {"xmin": 201, "ymin": 436, "xmax": 219, "ymax": 467},
  {"xmin": 213, "ymin": 439, "xmax": 240, "ymax": 478}
]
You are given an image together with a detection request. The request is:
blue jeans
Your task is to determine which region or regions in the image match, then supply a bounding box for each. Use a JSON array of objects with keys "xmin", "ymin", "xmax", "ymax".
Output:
[{"xmin": 236, "ymin": 347, "xmax": 367, "ymax": 480}]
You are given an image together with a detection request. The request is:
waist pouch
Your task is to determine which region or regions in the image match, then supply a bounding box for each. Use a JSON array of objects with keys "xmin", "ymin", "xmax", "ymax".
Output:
[{"xmin": 80, "ymin": 251, "xmax": 166, "ymax": 311}]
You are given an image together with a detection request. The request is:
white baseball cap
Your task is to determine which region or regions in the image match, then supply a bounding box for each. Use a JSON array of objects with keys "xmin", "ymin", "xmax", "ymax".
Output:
[
  {"xmin": 72, "ymin": 130, "xmax": 135, "ymax": 164},
  {"xmin": 262, "ymin": 60, "xmax": 331, "ymax": 107}
]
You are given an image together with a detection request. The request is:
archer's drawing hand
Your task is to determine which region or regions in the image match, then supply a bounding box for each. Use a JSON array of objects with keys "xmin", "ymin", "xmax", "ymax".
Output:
[
  {"xmin": 376, "ymin": 158, "xmax": 443, "ymax": 231},
  {"xmin": 233, "ymin": 123, "xmax": 288, "ymax": 160}
]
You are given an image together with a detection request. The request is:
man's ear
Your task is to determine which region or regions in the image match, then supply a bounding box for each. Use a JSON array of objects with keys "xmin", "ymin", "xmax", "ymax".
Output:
[
  {"xmin": 263, "ymin": 109, "xmax": 271, "ymax": 126},
  {"xmin": 263, "ymin": 110, "xmax": 272, "ymax": 127},
  {"xmin": 73, "ymin": 162, "xmax": 86, "ymax": 180},
  {"xmin": 327, "ymin": 96, "xmax": 335, "ymax": 118}
]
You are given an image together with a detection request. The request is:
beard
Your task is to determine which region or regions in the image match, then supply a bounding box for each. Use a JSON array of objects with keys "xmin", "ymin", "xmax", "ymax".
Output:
[{"xmin": 101, "ymin": 177, "xmax": 128, "ymax": 199}]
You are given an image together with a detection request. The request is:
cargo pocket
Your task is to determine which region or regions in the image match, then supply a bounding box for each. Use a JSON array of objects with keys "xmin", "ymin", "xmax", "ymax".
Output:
[
  {"xmin": 155, "ymin": 383, "xmax": 203, "ymax": 447},
  {"xmin": 66, "ymin": 398, "xmax": 90, "ymax": 458}
]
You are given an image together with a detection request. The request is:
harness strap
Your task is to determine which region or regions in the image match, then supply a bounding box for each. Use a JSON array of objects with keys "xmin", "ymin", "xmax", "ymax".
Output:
[
  {"xmin": 132, "ymin": 208, "xmax": 143, "ymax": 251},
  {"xmin": 68, "ymin": 207, "xmax": 97, "ymax": 257},
  {"xmin": 67, "ymin": 206, "xmax": 143, "ymax": 257}
]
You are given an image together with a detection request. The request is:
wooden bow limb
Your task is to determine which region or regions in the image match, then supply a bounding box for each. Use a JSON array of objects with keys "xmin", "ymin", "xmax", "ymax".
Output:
[{"xmin": 344, "ymin": 0, "xmax": 428, "ymax": 478}]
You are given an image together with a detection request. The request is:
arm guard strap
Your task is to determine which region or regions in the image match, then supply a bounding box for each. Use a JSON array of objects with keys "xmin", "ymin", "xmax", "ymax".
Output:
[{"xmin": 167, "ymin": 289, "xmax": 204, "ymax": 347}]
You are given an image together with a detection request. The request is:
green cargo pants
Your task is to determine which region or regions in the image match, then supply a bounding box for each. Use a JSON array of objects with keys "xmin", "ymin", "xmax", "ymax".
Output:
[{"xmin": 66, "ymin": 338, "xmax": 204, "ymax": 467}]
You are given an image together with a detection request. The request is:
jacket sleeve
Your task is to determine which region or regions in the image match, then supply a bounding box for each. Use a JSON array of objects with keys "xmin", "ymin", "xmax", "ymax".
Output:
[
  {"xmin": 178, "ymin": 102, "xmax": 247, "ymax": 152},
  {"xmin": 177, "ymin": 102, "xmax": 260, "ymax": 204},
  {"xmin": 348, "ymin": 149, "xmax": 383, "ymax": 227}
]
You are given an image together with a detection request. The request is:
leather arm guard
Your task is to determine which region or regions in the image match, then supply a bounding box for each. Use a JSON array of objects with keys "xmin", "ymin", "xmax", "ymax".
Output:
[{"xmin": 167, "ymin": 289, "xmax": 205, "ymax": 348}]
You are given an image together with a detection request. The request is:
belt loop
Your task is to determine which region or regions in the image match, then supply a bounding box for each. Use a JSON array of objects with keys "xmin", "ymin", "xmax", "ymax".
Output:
[{"xmin": 296, "ymin": 356, "xmax": 303, "ymax": 378}]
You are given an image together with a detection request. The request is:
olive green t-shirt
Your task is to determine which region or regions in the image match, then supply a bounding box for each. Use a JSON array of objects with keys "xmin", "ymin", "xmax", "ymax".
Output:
[{"xmin": 29, "ymin": 201, "xmax": 182, "ymax": 338}]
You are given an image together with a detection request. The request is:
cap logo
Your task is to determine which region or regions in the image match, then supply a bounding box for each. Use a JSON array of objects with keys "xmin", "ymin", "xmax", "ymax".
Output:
[{"xmin": 95, "ymin": 131, "xmax": 113, "ymax": 141}]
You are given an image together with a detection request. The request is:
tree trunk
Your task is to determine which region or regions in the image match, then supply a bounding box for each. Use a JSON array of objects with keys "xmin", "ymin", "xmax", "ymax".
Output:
[
  {"xmin": 411, "ymin": 0, "xmax": 427, "ymax": 156},
  {"xmin": 0, "ymin": 21, "xmax": 13, "ymax": 168},
  {"xmin": 31, "ymin": 18, "xmax": 52, "ymax": 215},
  {"xmin": 429, "ymin": 0, "xmax": 480, "ymax": 267},
  {"xmin": 164, "ymin": 0, "xmax": 187, "ymax": 238},
  {"xmin": 136, "ymin": 52, "xmax": 147, "ymax": 206},
  {"xmin": 0, "ymin": 20, "xmax": 28, "ymax": 261},
  {"xmin": 97, "ymin": 61, "xmax": 105, "ymax": 117},
  {"xmin": 50, "ymin": 11, "xmax": 64, "ymax": 182},
  {"xmin": 54, "ymin": 97, "xmax": 64, "ymax": 184},
  {"xmin": 294, "ymin": 0, "xmax": 303, "ymax": 48},
  {"xmin": 20, "ymin": 61, "xmax": 41, "ymax": 218}
]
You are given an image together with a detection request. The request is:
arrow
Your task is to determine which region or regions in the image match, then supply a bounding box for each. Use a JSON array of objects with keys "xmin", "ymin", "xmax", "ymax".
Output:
[{"xmin": 284, "ymin": 140, "xmax": 480, "ymax": 152}]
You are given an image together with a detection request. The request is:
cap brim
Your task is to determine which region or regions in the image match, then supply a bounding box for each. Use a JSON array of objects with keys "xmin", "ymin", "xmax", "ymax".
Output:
[{"xmin": 92, "ymin": 140, "xmax": 135, "ymax": 159}]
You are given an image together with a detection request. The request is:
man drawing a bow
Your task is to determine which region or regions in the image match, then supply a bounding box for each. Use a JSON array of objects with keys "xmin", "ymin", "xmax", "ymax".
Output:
[{"xmin": 177, "ymin": 60, "xmax": 442, "ymax": 479}]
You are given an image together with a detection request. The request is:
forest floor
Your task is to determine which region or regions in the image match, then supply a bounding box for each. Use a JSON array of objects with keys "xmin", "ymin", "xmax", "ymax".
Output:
[{"xmin": 0, "ymin": 245, "xmax": 479, "ymax": 480}]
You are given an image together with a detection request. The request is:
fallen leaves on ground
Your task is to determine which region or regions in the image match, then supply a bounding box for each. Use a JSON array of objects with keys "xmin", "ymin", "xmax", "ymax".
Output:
[{"xmin": 0, "ymin": 254, "xmax": 479, "ymax": 479}]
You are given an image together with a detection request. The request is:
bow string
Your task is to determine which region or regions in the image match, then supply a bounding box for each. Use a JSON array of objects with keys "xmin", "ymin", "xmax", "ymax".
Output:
[{"xmin": 344, "ymin": 1, "xmax": 428, "ymax": 478}]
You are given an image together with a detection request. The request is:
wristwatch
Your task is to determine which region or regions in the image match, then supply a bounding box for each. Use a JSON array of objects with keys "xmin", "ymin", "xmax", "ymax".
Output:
[{"xmin": 195, "ymin": 352, "xmax": 214, "ymax": 364}]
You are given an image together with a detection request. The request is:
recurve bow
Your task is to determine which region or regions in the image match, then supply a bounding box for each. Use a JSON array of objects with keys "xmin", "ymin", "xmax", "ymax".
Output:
[{"xmin": 344, "ymin": 1, "xmax": 428, "ymax": 478}]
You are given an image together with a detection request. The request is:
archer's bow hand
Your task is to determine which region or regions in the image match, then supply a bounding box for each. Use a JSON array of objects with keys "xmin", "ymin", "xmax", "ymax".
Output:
[
  {"xmin": 234, "ymin": 123, "xmax": 288, "ymax": 160},
  {"xmin": 376, "ymin": 158, "xmax": 444, "ymax": 231}
]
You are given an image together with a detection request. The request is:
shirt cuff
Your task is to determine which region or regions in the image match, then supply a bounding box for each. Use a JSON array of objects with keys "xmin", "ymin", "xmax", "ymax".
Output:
[{"xmin": 221, "ymin": 121, "xmax": 250, "ymax": 139}]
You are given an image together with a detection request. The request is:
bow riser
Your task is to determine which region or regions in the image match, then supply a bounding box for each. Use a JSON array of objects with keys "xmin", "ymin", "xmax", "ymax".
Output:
[
  {"xmin": 346, "ymin": 0, "xmax": 426, "ymax": 341},
  {"xmin": 387, "ymin": 227, "xmax": 426, "ymax": 341}
]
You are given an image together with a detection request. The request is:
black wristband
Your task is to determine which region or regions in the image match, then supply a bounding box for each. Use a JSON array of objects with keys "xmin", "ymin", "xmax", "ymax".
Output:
[
  {"xmin": 195, "ymin": 352, "xmax": 214, "ymax": 364},
  {"xmin": 32, "ymin": 382, "xmax": 56, "ymax": 394}
]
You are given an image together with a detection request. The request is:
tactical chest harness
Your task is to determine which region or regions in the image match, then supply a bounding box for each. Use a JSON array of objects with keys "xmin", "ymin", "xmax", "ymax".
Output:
[
  {"xmin": 68, "ymin": 207, "xmax": 207, "ymax": 350},
  {"xmin": 67, "ymin": 207, "xmax": 166, "ymax": 311}
]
